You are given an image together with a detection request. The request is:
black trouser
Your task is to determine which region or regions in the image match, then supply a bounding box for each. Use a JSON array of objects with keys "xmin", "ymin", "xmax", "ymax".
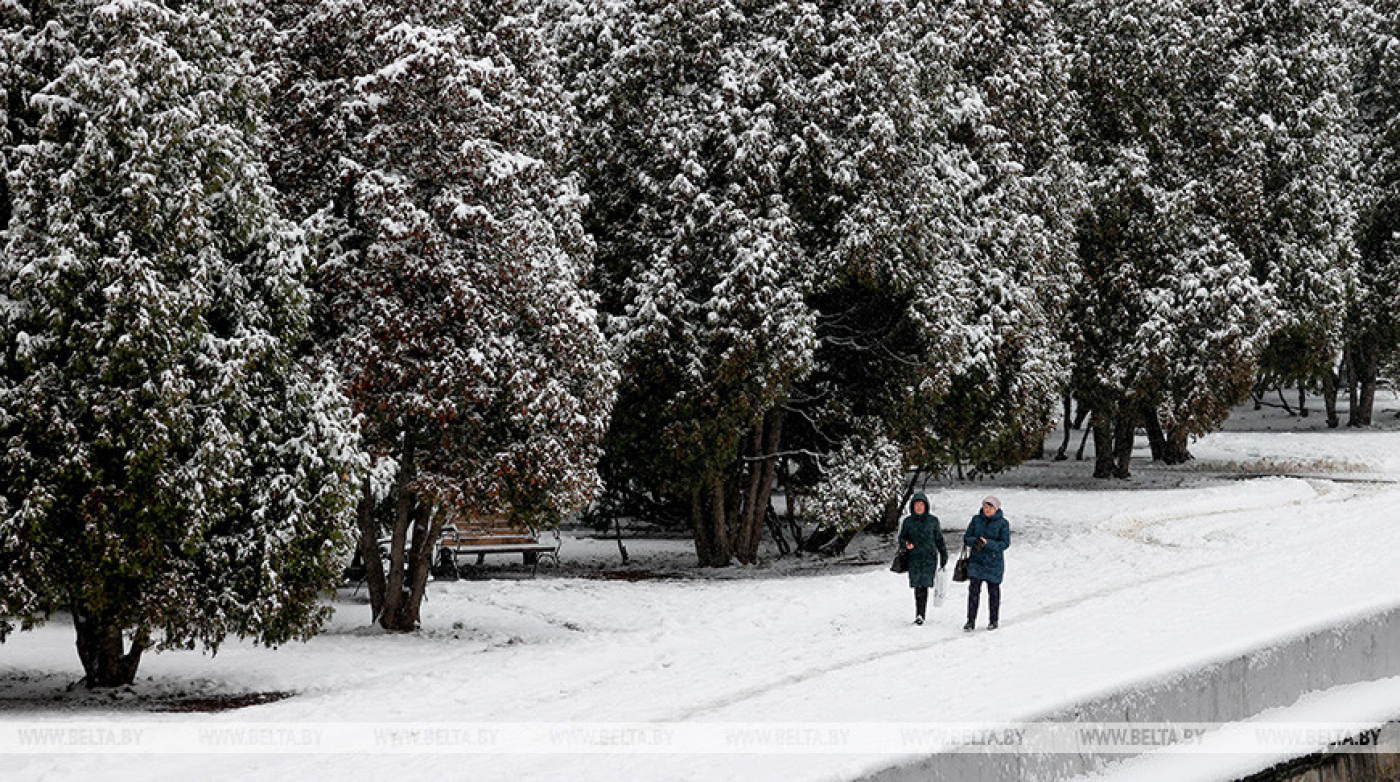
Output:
[
  {"xmin": 914, "ymin": 587, "xmax": 929, "ymax": 617},
  {"xmin": 967, "ymin": 578, "xmax": 1000, "ymax": 624}
]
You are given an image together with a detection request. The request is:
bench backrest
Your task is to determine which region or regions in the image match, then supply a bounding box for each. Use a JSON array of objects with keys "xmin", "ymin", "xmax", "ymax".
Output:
[{"xmin": 439, "ymin": 517, "xmax": 539, "ymax": 547}]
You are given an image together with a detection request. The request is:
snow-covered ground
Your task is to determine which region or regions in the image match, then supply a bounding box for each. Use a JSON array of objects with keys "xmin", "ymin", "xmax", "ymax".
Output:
[{"xmin": 4, "ymin": 405, "xmax": 1400, "ymax": 781}]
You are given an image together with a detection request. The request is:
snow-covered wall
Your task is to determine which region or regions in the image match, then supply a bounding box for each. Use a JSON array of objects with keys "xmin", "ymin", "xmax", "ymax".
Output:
[{"xmin": 861, "ymin": 603, "xmax": 1400, "ymax": 781}]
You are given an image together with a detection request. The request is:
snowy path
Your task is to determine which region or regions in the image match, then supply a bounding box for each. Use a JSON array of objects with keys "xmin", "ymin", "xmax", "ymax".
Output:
[{"xmin": 5, "ymin": 430, "xmax": 1400, "ymax": 781}]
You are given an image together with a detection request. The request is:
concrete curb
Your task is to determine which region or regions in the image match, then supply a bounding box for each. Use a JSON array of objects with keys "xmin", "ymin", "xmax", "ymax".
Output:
[{"xmin": 860, "ymin": 603, "xmax": 1400, "ymax": 781}]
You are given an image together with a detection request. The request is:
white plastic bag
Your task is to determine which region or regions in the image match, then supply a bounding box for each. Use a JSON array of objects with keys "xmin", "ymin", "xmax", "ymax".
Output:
[{"xmin": 933, "ymin": 565, "xmax": 947, "ymax": 607}]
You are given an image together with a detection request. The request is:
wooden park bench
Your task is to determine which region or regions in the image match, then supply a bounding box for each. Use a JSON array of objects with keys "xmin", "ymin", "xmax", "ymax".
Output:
[{"xmin": 433, "ymin": 516, "xmax": 561, "ymax": 577}]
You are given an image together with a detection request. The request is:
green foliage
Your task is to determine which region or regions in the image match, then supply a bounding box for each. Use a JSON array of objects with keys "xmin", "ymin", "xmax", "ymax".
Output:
[{"xmin": 0, "ymin": 0, "xmax": 361, "ymax": 654}]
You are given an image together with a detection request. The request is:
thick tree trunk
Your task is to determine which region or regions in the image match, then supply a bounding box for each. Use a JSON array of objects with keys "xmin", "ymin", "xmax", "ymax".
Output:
[
  {"xmin": 1091, "ymin": 408, "xmax": 1115, "ymax": 479},
  {"xmin": 356, "ymin": 480, "xmax": 387, "ymax": 622},
  {"xmin": 1356, "ymin": 380, "xmax": 1377, "ymax": 427},
  {"xmin": 735, "ymin": 422, "xmax": 766, "ymax": 563},
  {"xmin": 1075, "ymin": 420, "xmax": 1092, "ymax": 460},
  {"xmin": 73, "ymin": 606, "xmax": 144, "ymax": 689},
  {"xmin": 1348, "ymin": 340, "xmax": 1379, "ymax": 427},
  {"xmin": 1162, "ymin": 426, "xmax": 1193, "ymax": 465},
  {"xmin": 690, "ymin": 474, "xmax": 733, "ymax": 567},
  {"xmin": 1112, "ymin": 408, "xmax": 1135, "ymax": 479},
  {"xmin": 394, "ymin": 499, "xmax": 445, "ymax": 630},
  {"xmin": 750, "ymin": 413, "xmax": 783, "ymax": 554},
  {"xmin": 735, "ymin": 410, "xmax": 783, "ymax": 564},
  {"xmin": 1298, "ymin": 387, "xmax": 1308, "ymax": 418},
  {"xmin": 380, "ymin": 432, "xmax": 416, "ymax": 631},
  {"xmin": 1143, "ymin": 407, "xmax": 1167, "ymax": 462},
  {"xmin": 711, "ymin": 474, "xmax": 733, "ymax": 566},
  {"xmin": 1322, "ymin": 363, "xmax": 1340, "ymax": 429},
  {"xmin": 690, "ymin": 486, "xmax": 713, "ymax": 565}
]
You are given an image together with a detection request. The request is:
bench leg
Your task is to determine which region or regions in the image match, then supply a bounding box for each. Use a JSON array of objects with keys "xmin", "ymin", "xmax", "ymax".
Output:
[{"xmin": 524, "ymin": 551, "xmax": 538, "ymax": 568}]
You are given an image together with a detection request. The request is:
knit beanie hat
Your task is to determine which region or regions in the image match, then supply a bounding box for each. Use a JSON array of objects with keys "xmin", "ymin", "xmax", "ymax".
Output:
[{"xmin": 982, "ymin": 495, "xmax": 1001, "ymax": 512}]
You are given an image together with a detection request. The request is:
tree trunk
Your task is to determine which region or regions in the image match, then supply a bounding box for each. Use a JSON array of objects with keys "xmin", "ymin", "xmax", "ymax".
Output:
[
  {"xmin": 690, "ymin": 485, "xmax": 713, "ymax": 565},
  {"xmin": 613, "ymin": 516, "xmax": 630, "ymax": 565},
  {"xmin": 735, "ymin": 421, "xmax": 766, "ymax": 562},
  {"xmin": 1356, "ymin": 379, "xmax": 1377, "ymax": 427},
  {"xmin": 72, "ymin": 606, "xmax": 144, "ymax": 689},
  {"xmin": 1054, "ymin": 394, "xmax": 1074, "ymax": 461},
  {"xmin": 1075, "ymin": 419, "xmax": 1092, "ymax": 460},
  {"xmin": 394, "ymin": 498, "xmax": 445, "ymax": 630},
  {"xmin": 800, "ymin": 522, "xmax": 860, "ymax": 556},
  {"xmin": 356, "ymin": 480, "xmax": 387, "ymax": 623},
  {"xmin": 1344, "ymin": 345, "xmax": 1361, "ymax": 425},
  {"xmin": 1072, "ymin": 400, "xmax": 1091, "ymax": 430},
  {"xmin": 1162, "ymin": 426, "xmax": 1193, "ymax": 465},
  {"xmin": 1092, "ymin": 408, "xmax": 1115, "ymax": 479},
  {"xmin": 690, "ymin": 474, "xmax": 733, "ymax": 567},
  {"xmin": 1322, "ymin": 361, "xmax": 1340, "ymax": 429},
  {"xmin": 712, "ymin": 474, "xmax": 733, "ymax": 566},
  {"xmin": 872, "ymin": 470, "xmax": 921, "ymax": 536},
  {"xmin": 1143, "ymin": 407, "xmax": 1167, "ymax": 462},
  {"xmin": 806, "ymin": 526, "xmax": 861, "ymax": 556},
  {"xmin": 764, "ymin": 504, "xmax": 790, "ymax": 556},
  {"xmin": 1348, "ymin": 340, "xmax": 1378, "ymax": 427},
  {"xmin": 876, "ymin": 486, "xmax": 907, "ymax": 537},
  {"xmin": 750, "ymin": 412, "xmax": 784, "ymax": 555},
  {"xmin": 778, "ymin": 459, "xmax": 804, "ymax": 550},
  {"xmin": 380, "ymin": 432, "xmax": 416, "ymax": 631},
  {"xmin": 1112, "ymin": 408, "xmax": 1134, "ymax": 479},
  {"xmin": 1298, "ymin": 387, "xmax": 1308, "ymax": 418},
  {"xmin": 800, "ymin": 524, "xmax": 839, "ymax": 554},
  {"xmin": 735, "ymin": 410, "xmax": 783, "ymax": 564}
]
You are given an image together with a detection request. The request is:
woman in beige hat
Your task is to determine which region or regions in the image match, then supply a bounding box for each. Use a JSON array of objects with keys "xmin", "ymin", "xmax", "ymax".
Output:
[{"xmin": 963, "ymin": 495, "xmax": 1011, "ymax": 631}]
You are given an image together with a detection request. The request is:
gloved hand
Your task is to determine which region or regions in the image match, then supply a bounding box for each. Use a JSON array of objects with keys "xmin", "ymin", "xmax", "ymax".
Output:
[{"xmin": 973, "ymin": 538, "xmax": 986, "ymax": 552}]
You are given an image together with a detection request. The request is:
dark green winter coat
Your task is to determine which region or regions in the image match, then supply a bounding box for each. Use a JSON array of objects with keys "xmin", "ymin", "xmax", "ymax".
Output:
[
  {"xmin": 897, "ymin": 493, "xmax": 948, "ymax": 589},
  {"xmin": 964, "ymin": 509, "xmax": 1010, "ymax": 583}
]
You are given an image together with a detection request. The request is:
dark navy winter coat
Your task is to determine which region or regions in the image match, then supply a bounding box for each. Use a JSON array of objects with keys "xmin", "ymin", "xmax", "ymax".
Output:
[
  {"xmin": 964, "ymin": 510, "xmax": 1010, "ymax": 583},
  {"xmin": 897, "ymin": 493, "xmax": 948, "ymax": 589}
]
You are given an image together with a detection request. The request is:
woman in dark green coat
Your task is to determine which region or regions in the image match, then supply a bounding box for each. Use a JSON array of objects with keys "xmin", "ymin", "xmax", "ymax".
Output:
[{"xmin": 897, "ymin": 492, "xmax": 948, "ymax": 625}]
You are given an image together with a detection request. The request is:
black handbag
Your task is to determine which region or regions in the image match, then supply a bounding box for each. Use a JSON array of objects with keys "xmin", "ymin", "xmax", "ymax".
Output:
[
  {"xmin": 952, "ymin": 545, "xmax": 970, "ymax": 582},
  {"xmin": 891, "ymin": 546, "xmax": 909, "ymax": 574}
]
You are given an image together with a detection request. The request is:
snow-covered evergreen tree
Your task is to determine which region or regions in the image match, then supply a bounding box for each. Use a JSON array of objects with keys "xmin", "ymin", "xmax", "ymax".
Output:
[
  {"xmin": 1347, "ymin": 0, "xmax": 1400, "ymax": 425},
  {"xmin": 563, "ymin": 0, "xmax": 1078, "ymax": 554},
  {"xmin": 1062, "ymin": 0, "xmax": 1297, "ymax": 477},
  {"xmin": 0, "ymin": 0, "xmax": 360, "ymax": 686},
  {"xmin": 563, "ymin": 0, "xmax": 816, "ymax": 566},
  {"xmin": 908, "ymin": 0, "xmax": 1079, "ymax": 478},
  {"xmin": 1219, "ymin": 0, "xmax": 1358, "ymax": 428},
  {"xmin": 268, "ymin": 0, "xmax": 615, "ymax": 626},
  {"xmin": 781, "ymin": 0, "xmax": 1078, "ymax": 539}
]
